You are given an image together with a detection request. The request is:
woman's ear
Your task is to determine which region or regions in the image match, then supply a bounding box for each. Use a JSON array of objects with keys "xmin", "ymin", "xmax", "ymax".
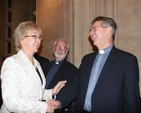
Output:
[{"xmin": 19, "ymin": 38, "xmax": 25, "ymax": 46}]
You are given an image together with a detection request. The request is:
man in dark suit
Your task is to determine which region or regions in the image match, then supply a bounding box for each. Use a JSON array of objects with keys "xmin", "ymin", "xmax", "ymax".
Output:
[
  {"xmin": 43, "ymin": 39, "xmax": 79, "ymax": 113},
  {"xmin": 75, "ymin": 16, "xmax": 140, "ymax": 113},
  {"xmin": 47, "ymin": 17, "xmax": 140, "ymax": 113}
]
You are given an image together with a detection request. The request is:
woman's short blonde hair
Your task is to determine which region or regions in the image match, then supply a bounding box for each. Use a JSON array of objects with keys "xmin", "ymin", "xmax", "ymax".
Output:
[{"xmin": 13, "ymin": 21, "xmax": 42, "ymax": 51}]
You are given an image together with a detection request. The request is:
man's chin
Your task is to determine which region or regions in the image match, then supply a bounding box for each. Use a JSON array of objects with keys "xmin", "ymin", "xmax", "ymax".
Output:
[{"xmin": 56, "ymin": 56, "xmax": 65, "ymax": 61}]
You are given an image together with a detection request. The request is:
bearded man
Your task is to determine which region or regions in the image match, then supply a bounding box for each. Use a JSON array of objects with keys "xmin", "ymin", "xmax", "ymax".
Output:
[{"xmin": 43, "ymin": 39, "xmax": 79, "ymax": 113}]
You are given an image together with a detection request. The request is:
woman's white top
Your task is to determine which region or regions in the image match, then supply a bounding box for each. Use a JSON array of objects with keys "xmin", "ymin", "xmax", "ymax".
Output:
[{"xmin": 0, "ymin": 50, "xmax": 53, "ymax": 113}]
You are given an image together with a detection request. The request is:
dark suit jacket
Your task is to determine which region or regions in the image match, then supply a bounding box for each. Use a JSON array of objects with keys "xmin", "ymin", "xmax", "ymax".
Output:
[
  {"xmin": 34, "ymin": 53, "xmax": 49, "ymax": 69},
  {"xmin": 75, "ymin": 46, "xmax": 140, "ymax": 113},
  {"xmin": 43, "ymin": 59, "xmax": 79, "ymax": 112}
]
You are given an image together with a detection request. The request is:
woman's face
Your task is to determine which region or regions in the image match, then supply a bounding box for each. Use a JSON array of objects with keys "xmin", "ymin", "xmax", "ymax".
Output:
[{"xmin": 20, "ymin": 30, "xmax": 42, "ymax": 55}]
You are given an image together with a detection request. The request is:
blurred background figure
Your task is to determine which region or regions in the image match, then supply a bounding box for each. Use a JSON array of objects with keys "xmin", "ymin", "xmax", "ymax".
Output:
[
  {"xmin": 34, "ymin": 52, "xmax": 49, "ymax": 69},
  {"xmin": 43, "ymin": 39, "xmax": 78, "ymax": 113}
]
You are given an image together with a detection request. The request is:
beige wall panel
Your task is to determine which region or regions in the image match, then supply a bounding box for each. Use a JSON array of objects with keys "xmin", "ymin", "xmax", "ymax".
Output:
[
  {"xmin": 36, "ymin": 0, "xmax": 63, "ymax": 60},
  {"xmin": 81, "ymin": 0, "xmax": 91, "ymax": 58},
  {"xmin": 96, "ymin": 0, "xmax": 105, "ymax": 16},
  {"xmin": 118, "ymin": 0, "xmax": 140, "ymax": 7},
  {"xmin": 73, "ymin": 0, "xmax": 82, "ymax": 67},
  {"xmin": 117, "ymin": 0, "xmax": 141, "ymax": 94},
  {"xmin": 62, "ymin": 0, "xmax": 74, "ymax": 63}
]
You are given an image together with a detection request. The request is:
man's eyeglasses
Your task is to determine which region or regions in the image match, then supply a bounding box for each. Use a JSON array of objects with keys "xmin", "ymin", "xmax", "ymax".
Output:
[
  {"xmin": 90, "ymin": 25, "xmax": 108, "ymax": 32},
  {"xmin": 54, "ymin": 45, "xmax": 67, "ymax": 50},
  {"xmin": 25, "ymin": 35, "xmax": 42, "ymax": 41}
]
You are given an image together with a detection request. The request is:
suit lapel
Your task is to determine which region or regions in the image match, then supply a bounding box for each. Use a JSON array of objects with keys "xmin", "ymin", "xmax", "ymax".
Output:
[
  {"xmin": 44, "ymin": 61, "xmax": 54, "ymax": 77},
  {"xmin": 95, "ymin": 46, "xmax": 118, "ymax": 87},
  {"xmin": 17, "ymin": 50, "xmax": 44, "ymax": 87},
  {"xmin": 87, "ymin": 52, "xmax": 98, "ymax": 79},
  {"xmin": 35, "ymin": 59, "xmax": 46, "ymax": 88},
  {"xmin": 81, "ymin": 52, "xmax": 98, "ymax": 92},
  {"xmin": 46, "ymin": 60, "xmax": 68, "ymax": 88},
  {"xmin": 49, "ymin": 60, "xmax": 67, "ymax": 83}
]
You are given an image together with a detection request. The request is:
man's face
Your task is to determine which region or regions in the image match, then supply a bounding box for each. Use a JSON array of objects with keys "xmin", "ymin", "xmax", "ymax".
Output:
[
  {"xmin": 89, "ymin": 21, "xmax": 108, "ymax": 49},
  {"xmin": 53, "ymin": 40, "xmax": 68, "ymax": 61}
]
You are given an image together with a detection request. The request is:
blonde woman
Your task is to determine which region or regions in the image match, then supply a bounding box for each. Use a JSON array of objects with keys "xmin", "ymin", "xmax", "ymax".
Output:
[{"xmin": 0, "ymin": 21, "xmax": 66, "ymax": 113}]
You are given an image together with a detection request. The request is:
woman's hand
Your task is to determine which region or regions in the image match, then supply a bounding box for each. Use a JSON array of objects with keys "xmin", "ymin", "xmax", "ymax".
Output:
[
  {"xmin": 46, "ymin": 101, "xmax": 55, "ymax": 113},
  {"xmin": 46, "ymin": 100, "xmax": 61, "ymax": 110},
  {"xmin": 52, "ymin": 80, "xmax": 67, "ymax": 95}
]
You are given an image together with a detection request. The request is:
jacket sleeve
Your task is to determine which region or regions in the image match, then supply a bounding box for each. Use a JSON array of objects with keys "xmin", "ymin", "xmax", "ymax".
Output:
[
  {"xmin": 42, "ymin": 89, "xmax": 53, "ymax": 100},
  {"xmin": 123, "ymin": 55, "xmax": 140, "ymax": 113}
]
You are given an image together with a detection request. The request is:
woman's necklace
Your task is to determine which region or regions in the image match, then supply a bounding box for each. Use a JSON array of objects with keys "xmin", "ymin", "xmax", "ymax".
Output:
[
  {"xmin": 33, "ymin": 65, "xmax": 37, "ymax": 69},
  {"xmin": 33, "ymin": 62, "xmax": 37, "ymax": 69}
]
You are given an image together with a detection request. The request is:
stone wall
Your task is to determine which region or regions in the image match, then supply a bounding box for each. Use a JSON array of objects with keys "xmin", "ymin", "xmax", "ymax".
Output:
[
  {"xmin": 36, "ymin": 0, "xmax": 63, "ymax": 60},
  {"xmin": 0, "ymin": 0, "xmax": 35, "ymax": 69},
  {"xmin": 0, "ymin": 0, "xmax": 6, "ymax": 69}
]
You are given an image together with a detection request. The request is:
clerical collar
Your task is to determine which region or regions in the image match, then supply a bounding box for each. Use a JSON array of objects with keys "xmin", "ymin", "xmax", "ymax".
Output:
[
  {"xmin": 99, "ymin": 50, "xmax": 105, "ymax": 54},
  {"xmin": 55, "ymin": 62, "xmax": 59, "ymax": 64},
  {"xmin": 55, "ymin": 59, "xmax": 64, "ymax": 65},
  {"xmin": 98, "ymin": 45, "xmax": 113, "ymax": 54}
]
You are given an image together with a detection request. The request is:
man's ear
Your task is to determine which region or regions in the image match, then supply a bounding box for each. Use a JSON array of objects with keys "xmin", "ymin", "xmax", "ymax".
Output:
[{"xmin": 107, "ymin": 27, "xmax": 113, "ymax": 36}]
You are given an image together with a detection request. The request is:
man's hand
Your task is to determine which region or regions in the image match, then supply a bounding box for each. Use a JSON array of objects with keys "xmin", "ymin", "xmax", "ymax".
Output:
[{"xmin": 46, "ymin": 104, "xmax": 55, "ymax": 113}]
